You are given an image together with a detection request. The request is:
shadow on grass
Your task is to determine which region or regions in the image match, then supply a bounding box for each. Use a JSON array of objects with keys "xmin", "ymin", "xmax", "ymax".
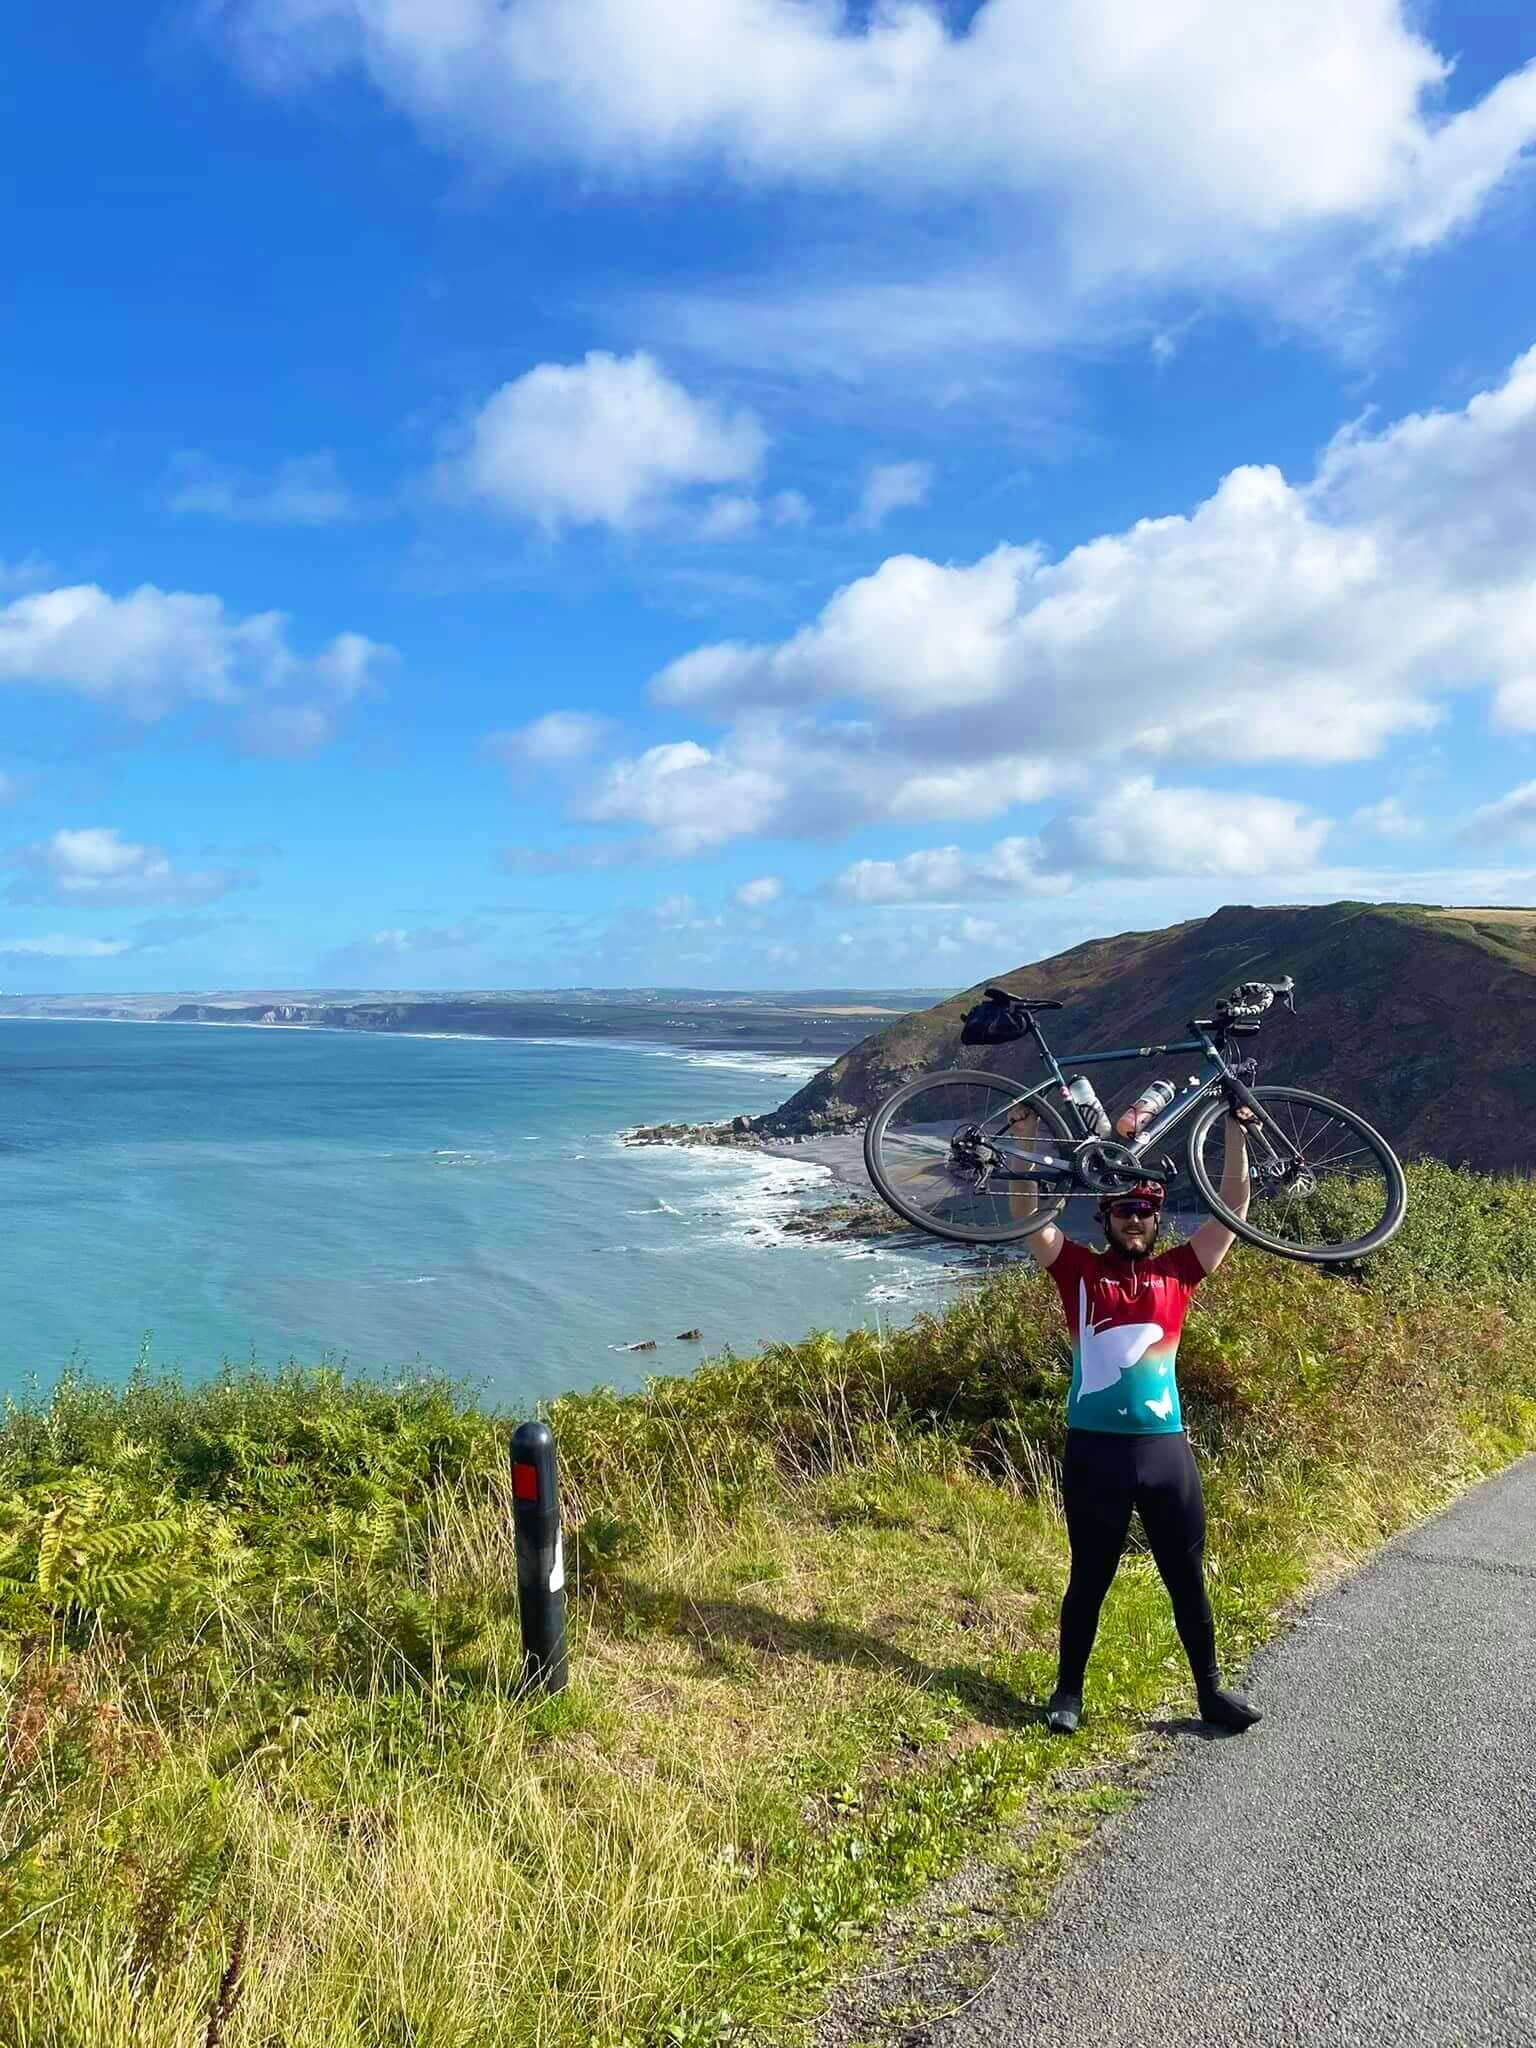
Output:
[{"xmin": 654, "ymin": 1587, "xmax": 1044, "ymax": 1731}]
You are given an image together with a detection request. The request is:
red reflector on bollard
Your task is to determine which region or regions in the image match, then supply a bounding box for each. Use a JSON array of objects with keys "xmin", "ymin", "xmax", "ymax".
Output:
[{"xmin": 512, "ymin": 1461, "xmax": 539, "ymax": 1502}]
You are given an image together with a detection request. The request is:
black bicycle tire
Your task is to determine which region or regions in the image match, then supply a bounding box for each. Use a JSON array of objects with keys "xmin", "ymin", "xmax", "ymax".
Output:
[
  {"xmin": 863, "ymin": 1068, "xmax": 1075, "ymax": 1245},
  {"xmin": 1185, "ymin": 1085, "xmax": 1407, "ymax": 1264}
]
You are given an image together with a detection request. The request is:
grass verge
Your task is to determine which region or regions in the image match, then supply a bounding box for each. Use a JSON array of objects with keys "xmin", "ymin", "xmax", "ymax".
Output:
[{"xmin": 0, "ymin": 1159, "xmax": 1533, "ymax": 2046}]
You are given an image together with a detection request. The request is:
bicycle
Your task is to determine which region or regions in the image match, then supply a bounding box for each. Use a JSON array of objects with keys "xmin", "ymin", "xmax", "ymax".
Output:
[{"xmin": 863, "ymin": 977, "xmax": 1407, "ymax": 1264}]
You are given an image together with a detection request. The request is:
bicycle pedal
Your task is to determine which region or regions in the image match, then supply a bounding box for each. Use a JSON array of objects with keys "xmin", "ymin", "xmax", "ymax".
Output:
[{"xmin": 1124, "ymin": 1157, "xmax": 1174, "ymax": 1183}]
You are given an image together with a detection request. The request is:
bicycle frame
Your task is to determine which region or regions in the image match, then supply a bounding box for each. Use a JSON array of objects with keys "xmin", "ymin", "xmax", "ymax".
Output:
[{"xmin": 983, "ymin": 1012, "xmax": 1270, "ymax": 1184}]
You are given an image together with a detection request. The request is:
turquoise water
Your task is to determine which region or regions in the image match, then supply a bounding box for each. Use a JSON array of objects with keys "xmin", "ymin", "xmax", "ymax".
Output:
[{"xmin": 0, "ymin": 1021, "xmax": 968, "ymax": 1411}]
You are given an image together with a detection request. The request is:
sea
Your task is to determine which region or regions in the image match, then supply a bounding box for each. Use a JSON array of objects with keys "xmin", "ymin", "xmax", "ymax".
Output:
[{"xmin": 0, "ymin": 1019, "xmax": 980, "ymax": 1413}]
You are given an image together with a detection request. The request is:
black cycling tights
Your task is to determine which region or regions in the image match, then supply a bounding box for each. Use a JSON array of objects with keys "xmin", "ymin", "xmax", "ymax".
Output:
[{"xmin": 1056, "ymin": 1428, "xmax": 1218, "ymax": 1697}]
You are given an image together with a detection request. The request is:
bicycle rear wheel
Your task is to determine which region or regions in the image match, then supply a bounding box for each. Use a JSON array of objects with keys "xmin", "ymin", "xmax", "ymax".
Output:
[
  {"xmin": 863, "ymin": 1070, "xmax": 1078, "ymax": 1245},
  {"xmin": 1186, "ymin": 1086, "xmax": 1406, "ymax": 1263}
]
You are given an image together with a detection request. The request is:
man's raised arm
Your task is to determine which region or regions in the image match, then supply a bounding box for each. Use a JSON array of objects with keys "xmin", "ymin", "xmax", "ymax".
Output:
[
  {"xmin": 1007, "ymin": 1105, "xmax": 1065, "ymax": 1269},
  {"xmin": 1188, "ymin": 1108, "xmax": 1253, "ymax": 1274}
]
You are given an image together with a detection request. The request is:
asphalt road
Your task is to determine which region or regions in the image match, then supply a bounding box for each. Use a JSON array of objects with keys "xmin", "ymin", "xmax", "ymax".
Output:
[{"xmin": 933, "ymin": 1455, "xmax": 1536, "ymax": 2048}]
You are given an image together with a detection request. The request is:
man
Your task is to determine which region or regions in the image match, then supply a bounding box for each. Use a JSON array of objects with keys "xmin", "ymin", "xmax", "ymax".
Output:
[{"xmin": 1008, "ymin": 1100, "xmax": 1261, "ymax": 1736}]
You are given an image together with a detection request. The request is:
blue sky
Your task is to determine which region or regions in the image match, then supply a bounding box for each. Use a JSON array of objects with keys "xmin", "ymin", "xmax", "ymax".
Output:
[{"xmin": 5, "ymin": 0, "xmax": 1536, "ymax": 992}]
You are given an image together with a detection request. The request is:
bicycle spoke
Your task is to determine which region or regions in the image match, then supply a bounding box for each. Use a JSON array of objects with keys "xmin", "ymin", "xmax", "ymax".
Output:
[
  {"xmin": 1197, "ymin": 1086, "xmax": 1403, "ymax": 1260},
  {"xmin": 1302, "ymin": 1139, "xmax": 1372, "ymax": 1170},
  {"xmin": 867, "ymin": 1072, "xmax": 1099, "ymax": 1244}
]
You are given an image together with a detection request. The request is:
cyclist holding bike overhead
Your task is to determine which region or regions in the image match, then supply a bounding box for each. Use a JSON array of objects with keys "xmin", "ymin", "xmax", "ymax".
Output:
[{"xmin": 1008, "ymin": 1102, "xmax": 1263, "ymax": 1736}]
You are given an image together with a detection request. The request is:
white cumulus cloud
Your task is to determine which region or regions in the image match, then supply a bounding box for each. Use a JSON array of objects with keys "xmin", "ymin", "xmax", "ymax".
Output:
[
  {"xmin": 1041, "ymin": 779, "xmax": 1332, "ymax": 875},
  {"xmin": 835, "ymin": 837, "xmax": 1067, "ymax": 904},
  {"xmin": 569, "ymin": 716, "xmax": 1063, "ymax": 858},
  {"xmin": 9, "ymin": 828, "xmax": 254, "ymax": 907},
  {"xmin": 449, "ymin": 351, "xmax": 766, "ymax": 532},
  {"xmin": 579, "ymin": 739, "xmax": 788, "ymax": 856},
  {"xmin": 650, "ymin": 345, "xmax": 1536, "ymax": 777},
  {"xmin": 220, "ymin": 0, "xmax": 1536, "ymax": 305},
  {"xmin": 0, "ymin": 580, "xmax": 391, "ymax": 745}
]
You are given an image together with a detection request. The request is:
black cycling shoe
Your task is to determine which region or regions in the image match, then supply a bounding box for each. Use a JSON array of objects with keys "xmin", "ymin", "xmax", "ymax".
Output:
[
  {"xmin": 1046, "ymin": 1690, "xmax": 1082, "ymax": 1735},
  {"xmin": 1198, "ymin": 1687, "xmax": 1262, "ymax": 1732}
]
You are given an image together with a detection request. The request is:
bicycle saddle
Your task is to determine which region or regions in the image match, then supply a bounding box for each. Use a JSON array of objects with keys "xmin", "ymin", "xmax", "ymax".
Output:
[{"xmin": 983, "ymin": 987, "xmax": 1062, "ymax": 1010}]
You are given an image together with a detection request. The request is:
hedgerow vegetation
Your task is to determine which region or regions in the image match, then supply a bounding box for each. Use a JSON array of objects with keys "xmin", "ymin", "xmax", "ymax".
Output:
[{"xmin": 1, "ymin": 1160, "xmax": 1533, "ymax": 2046}]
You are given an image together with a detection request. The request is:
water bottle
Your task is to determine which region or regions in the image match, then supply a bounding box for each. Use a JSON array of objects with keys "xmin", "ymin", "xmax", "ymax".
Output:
[
  {"xmin": 1064, "ymin": 1075, "xmax": 1112, "ymax": 1137},
  {"xmin": 1115, "ymin": 1078, "xmax": 1177, "ymax": 1139}
]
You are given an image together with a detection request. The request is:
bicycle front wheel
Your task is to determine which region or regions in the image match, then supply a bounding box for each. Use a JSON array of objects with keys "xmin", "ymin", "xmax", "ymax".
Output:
[
  {"xmin": 1186, "ymin": 1086, "xmax": 1406, "ymax": 1263},
  {"xmin": 863, "ymin": 1069, "xmax": 1076, "ymax": 1245}
]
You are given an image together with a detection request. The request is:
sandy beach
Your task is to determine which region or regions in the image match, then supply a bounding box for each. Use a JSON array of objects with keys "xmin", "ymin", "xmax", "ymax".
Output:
[{"xmin": 755, "ymin": 1130, "xmax": 873, "ymax": 1194}]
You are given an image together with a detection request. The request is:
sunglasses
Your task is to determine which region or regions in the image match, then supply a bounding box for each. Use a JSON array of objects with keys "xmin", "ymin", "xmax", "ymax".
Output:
[{"xmin": 1107, "ymin": 1202, "xmax": 1158, "ymax": 1220}]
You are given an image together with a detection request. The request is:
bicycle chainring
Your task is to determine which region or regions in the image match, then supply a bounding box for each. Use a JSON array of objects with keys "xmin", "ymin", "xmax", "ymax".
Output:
[{"xmin": 1075, "ymin": 1140, "xmax": 1159, "ymax": 1194}]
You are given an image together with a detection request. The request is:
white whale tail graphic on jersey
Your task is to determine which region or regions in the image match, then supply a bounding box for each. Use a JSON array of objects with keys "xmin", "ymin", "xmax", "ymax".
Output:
[{"xmin": 1076, "ymin": 1278, "xmax": 1164, "ymax": 1397}]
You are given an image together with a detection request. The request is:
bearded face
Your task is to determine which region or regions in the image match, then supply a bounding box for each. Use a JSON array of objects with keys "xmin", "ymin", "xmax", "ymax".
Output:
[{"xmin": 1102, "ymin": 1201, "xmax": 1160, "ymax": 1260}]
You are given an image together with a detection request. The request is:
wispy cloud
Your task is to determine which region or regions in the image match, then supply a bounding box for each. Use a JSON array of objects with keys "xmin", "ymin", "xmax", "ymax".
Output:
[
  {"xmin": 0, "ymin": 933, "xmax": 135, "ymax": 959},
  {"xmin": 733, "ymin": 875, "xmax": 782, "ymax": 908},
  {"xmin": 502, "ymin": 841, "xmax": 640, "ymax": 875},
  {"xmin": 854, "ymin": 461, "xmax": 933, "ymax": 531},
  {"xmin": 488, "ymin": 712, "xmax": 612, "ymax": 769},
  {"xmin": 0, "ymin": 556, "xmax": 55, "ymax": 594},
  {"xmin": 1352, "ymin": 796, "xmax": 1423, "ymax": 839},
  {"xmin": 166, "ymin": 450, "xmax": 360, "ymax": 525},
  {"xmin": 1460, "ymin": 780, "xmax": 1536, "ymax": 846}
]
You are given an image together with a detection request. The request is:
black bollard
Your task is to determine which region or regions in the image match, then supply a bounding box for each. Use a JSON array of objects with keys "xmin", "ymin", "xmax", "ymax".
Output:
[{"xmin": 510, "ymin": 1420, "xmax": 569, "ymax": 1694}]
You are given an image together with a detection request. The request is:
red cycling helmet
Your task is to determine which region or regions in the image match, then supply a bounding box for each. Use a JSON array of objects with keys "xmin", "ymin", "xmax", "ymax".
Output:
[{"xmin": 1097, "ymin": 1180, "xmax": 1165, "ymax": 1213}]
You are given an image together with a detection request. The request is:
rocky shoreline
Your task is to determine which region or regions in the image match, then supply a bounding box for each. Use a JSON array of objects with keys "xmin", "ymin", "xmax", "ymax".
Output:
[
  {"xmin": 779, "ymin": 1199, "xmax": 919, "ymax": 1244},
  {"xmin": 623, "ymin": 1117, "xmax": 917, "ymax": 1244},
  {"xmin": 624, "ymin": 1117, "xmax": 766, "ymax": 1150},
  {"xmin": 624, "ymin": 1104, "xmax": 860, "ymax": 1148}
]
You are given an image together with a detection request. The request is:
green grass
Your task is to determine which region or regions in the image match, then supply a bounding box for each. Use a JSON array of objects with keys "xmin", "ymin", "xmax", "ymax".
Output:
[{"xmin": 2, "ymin": 1159, "xmax": 1534, "ymax": 2045}]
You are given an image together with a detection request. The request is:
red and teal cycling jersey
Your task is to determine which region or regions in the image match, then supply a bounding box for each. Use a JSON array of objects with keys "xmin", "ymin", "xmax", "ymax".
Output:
[{"xmin": 1048, "ymin": 1237, "xmax": 1207, "ymax": 1435}]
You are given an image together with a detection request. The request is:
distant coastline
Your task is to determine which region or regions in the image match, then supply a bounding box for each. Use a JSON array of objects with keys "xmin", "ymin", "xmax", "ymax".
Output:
[{"xmin": 0, "ymin": 988, "xmax": 941, "ymax": 1062}]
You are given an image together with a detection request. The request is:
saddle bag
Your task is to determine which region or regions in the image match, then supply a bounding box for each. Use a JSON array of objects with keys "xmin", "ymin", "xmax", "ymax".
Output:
[{"xmin": 960, "ymin": 995, "xmax": 1029, "ymax": 1046}]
